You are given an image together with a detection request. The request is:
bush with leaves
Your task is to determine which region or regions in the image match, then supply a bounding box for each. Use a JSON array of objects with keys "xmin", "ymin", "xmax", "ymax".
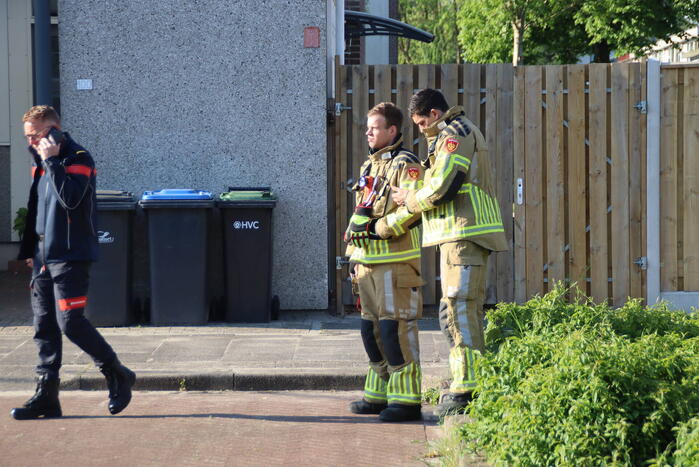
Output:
[
  {"xmin": 461, "ymin": 284, "xmax": 699, "ymax": 466},
  {"xmin": 673, "ymin": 417, "xmax": 699, "ymax": 466}
]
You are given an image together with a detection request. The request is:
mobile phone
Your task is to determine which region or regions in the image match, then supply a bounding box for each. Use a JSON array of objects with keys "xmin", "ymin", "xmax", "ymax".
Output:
[{"xmin": 47, "ymin": 127, "xmax": 65, "ymax": 145}]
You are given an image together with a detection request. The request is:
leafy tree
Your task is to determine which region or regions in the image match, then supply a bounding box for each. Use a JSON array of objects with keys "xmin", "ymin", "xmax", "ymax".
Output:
[
  {"xmin": 398, "ymin": 0, "xmax": 462, "ymax": 63},
  {"xmin": 399, "ymin": 0, "xmax": 699, "ymax": 65},
  {"xmin": 577, "ymin": 0, "xmax": 699, "ymax": 58}
]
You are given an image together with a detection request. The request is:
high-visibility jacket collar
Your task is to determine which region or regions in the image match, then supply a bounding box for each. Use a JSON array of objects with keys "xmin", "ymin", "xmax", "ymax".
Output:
[
  {"xmin": 368, "ymin": 134, "xmax": 404, "ymax": 162},
  {"xmin": 422, "ymin": 106, "xmax": 465, "ymax": 138}
]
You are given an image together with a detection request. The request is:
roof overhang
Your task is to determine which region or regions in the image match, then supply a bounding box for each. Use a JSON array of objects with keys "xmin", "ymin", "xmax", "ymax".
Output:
[{"xmin": 344, "ymin": 10, "xmax": 434, "ymax": 43}]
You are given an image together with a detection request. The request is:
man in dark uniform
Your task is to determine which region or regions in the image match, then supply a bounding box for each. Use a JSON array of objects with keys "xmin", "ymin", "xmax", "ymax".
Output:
[{"xmin": 11, "ymin": 105, "xmax": 135, "ymax": 420}]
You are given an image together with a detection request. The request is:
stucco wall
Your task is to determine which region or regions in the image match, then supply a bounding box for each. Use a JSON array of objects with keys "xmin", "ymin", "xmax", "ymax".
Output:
[{"xmin": 58, "ymin": 0, "xmax": 328, "ymax": 310}]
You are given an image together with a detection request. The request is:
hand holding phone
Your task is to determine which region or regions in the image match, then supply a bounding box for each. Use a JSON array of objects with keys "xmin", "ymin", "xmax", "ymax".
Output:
[
  {"xmin": 46, "ymin": 127, "xmax": 65, "ymax": 145},
  {"xmin": 36, "ymin": 127, "xmax": 63, "ymax": 160}
]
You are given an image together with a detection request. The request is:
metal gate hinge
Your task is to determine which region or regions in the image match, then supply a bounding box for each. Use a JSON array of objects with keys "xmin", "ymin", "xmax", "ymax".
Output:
[
  {"xmin": 634, "ymin": 101, "xmax": 647, "ymax": 114},
  {"xmin": 335, "ymin": 102, "xmax": 352, "ymax": 116},
  {"xmin": 336, "ymin": 256, "xmax": 350, "ymax": 270},
  {"xmin": 634, "ymin": 256, "xmax": 648, "ymax": 270}
]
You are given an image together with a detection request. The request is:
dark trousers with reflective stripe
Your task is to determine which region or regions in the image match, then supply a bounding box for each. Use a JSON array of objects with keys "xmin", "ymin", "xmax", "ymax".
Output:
[{"xmin": 31, "ymin": 256, "xmax": 116, "ymax": 379}]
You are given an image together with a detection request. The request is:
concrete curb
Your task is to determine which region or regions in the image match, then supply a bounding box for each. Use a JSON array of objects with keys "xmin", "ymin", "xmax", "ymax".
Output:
[{"xmin": 60, "ymin": 373, "xmax": 366, "ymax": 392}]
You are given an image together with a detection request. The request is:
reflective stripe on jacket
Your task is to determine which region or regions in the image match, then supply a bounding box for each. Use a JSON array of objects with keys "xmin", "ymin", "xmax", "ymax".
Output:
[
  {"xmin": 406, "ymin": 107, "xmax": 508, "ymax": 251},
  {"xmin": 346, "ymin": 136, "xmax": 424, "ymax": 267}
]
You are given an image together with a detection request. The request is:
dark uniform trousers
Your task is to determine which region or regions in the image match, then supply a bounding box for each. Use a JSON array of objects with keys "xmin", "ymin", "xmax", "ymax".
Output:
[{"xmin": 31, "ymin": 246, "xmax": 116, "ymax": 379}]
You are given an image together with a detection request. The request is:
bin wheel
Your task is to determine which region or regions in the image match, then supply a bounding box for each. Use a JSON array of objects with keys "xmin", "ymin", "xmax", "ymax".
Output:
[{"xmin": 271, "ymin": 295, "xmax": 280, "ymax": 320}]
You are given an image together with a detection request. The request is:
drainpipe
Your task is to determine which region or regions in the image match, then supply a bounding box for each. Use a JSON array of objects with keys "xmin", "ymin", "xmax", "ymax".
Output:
[
  {"xmin": 33, "ymin": 0, "xmax": 52, "ymax": 105},
  {"xmin": 336, "ymin": 2, "xmax": 344, "ymax": 64}
]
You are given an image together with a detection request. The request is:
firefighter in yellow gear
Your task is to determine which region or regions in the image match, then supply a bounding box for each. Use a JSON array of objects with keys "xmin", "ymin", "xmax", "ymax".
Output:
[
  {"xmin": 344, "ymin": 102, "xmax": 425, "ymax": 422},
  {"xmin": 392, "ymin": 89, "xmax": 508, "ymax": 416}
]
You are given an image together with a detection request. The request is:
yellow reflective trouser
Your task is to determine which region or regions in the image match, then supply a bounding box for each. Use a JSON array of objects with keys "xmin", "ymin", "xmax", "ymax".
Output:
[
  {"xmin": 356, "ymin": 263, "xmax": 423, "ymax": 405},
  {"xmin": 438, "ymin": 241, "xmax": 489, "ymax": 394}
]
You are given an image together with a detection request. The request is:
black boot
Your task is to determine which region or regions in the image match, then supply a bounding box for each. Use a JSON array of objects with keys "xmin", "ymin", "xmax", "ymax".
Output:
[
  {"xmin": 11, "ymin": 375, "xmax": 62, "ymax": 420},
  {"xmin": 349, "ymin": 399, "xmax": 387, "ymax": 414},
  {"xmin": 379, "ymin": 403, "xmax": 422, "ymax": 422},
  {"xmin": 434, "ymin": 392, "xmax": 472, "ymax": 417},
  {"xmin": 100, "ymin": 358, "xmax": 136, "ymax": 415}
]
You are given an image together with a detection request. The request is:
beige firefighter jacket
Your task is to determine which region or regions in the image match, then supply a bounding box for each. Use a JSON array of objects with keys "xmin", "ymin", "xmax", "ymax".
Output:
[
  {"xmin": 405, "ymin": 106, "xmax": 508, "ymax": 251},
  {"xmin": 345, "ymin": 136, "xmax": 424, "ymax": 270}
]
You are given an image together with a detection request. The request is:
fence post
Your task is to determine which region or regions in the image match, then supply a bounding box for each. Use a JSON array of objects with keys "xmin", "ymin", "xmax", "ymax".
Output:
[{"xmin": 646, "ymin": 59, "xmax": 661, "ymax": 305}]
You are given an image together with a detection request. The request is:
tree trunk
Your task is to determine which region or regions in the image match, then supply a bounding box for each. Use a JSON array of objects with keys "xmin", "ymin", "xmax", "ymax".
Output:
[
  {"xmin": 513, "ymin": 22, "xmax": 523, "ymax": 66},
  {"xmin": 593, "ymin": 42, "xmax": 611, "ymax": 63}
]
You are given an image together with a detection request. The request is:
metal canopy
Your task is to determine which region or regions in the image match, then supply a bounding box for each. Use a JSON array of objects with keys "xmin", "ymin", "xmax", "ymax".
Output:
[{"xmin": 345, "ymin": 10, "xmax": 434, "ymax": 43}]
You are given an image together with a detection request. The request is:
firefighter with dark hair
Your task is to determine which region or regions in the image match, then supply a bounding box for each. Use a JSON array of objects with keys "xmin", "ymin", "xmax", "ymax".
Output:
[
  {"xmin": 345, "ymin": 102, "xmax": 425, "ymax": 422},
  {"xmin": 11, "ymin": 105, "xmax": 135, "ymax": 420},
  {"xmin": 392, "ymin": 89, "xmax": 508, "ymax": 416}
]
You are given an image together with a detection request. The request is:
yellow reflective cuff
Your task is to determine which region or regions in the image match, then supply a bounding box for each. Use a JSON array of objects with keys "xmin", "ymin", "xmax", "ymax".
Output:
[
  {"xmin": 401, "ymin": 180, "xmax": 420, "ymax": 190},
  {"xmin": 350, "ymin": 247, "xmax": 421, "ymax": 264},
  {"xmin": 385, "ymin": 209, "xmax": 415, "ymax": 237},
  {"xmin": 364, "ymin": 367, "xmax": 388, "ymax": 402},
  {"xmin": 387, "ymin": 362, "xmax": 422, "ymax": 405}
]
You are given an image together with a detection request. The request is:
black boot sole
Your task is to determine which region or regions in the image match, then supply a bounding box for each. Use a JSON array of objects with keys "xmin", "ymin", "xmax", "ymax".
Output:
[
  {"xmin": 379, "ymin": 407, "xmax": 422, "ymax": 422},
  {"xmin": 11, "ymin": 407, "xmax": 62, "ymax": 420}
]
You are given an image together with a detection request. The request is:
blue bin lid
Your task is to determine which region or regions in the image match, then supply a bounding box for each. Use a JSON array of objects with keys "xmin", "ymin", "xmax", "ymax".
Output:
[{"xmin": 141, "ymin": 189, "xmax": 213, "ymax": 200}]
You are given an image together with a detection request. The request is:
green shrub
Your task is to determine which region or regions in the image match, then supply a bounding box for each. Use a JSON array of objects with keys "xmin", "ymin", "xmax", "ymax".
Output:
[
  {"xmin": 673, "ymin": 417, "xmax": 699, "ymax": 466},
  {"xmin": 461, "ymin": 284, "xmax": 699, "ymax": 466},
  {"xmin": 12, "ymin": 207, "xmax": 28, "ymax": 240}
]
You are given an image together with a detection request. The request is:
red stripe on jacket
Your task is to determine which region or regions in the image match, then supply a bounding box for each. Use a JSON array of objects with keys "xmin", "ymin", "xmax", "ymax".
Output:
[{"xmin": 65, "ymin": 165, "xmax": 95, "ymax": 177}]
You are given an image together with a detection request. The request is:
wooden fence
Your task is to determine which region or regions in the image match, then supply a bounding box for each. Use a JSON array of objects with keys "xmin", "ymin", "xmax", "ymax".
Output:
[
  {"xmin": 515, "ymin": 63, "xmax": 647, "ymax": 306},
  {"xmin": 659, "ymin": 64, "xmax": 699, "ymax": 294},
  {"xmin": 331, "ymin": 61, "xmax": 699, "ymax": 311}
]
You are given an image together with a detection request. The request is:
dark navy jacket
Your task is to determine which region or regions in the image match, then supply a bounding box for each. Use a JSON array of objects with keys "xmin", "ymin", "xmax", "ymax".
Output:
[{"xmin": 18, "ymin": 132, "xmax": 98, "ymax": 263}]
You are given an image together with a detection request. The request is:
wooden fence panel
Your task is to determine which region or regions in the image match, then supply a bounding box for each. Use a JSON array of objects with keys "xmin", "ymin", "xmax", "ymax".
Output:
[
  {"xmin": 485, "ymin": 64, "xmax": 499, "ymax": 301},
  {"xmin": 567, "ymin": 65, "xmax": 588, "ymax": 292},
  {"xmin": 610, "ymin": 64, "xmax": 631, "ymax": 306},
  {"xmin": 441, "ymin": 64, "xmax": 459, "ymax": 106},
  {"xmin": 513, "ymin": 66, "xmax": 527, "ymax": 303},
  {"xmin": 683, "ymin": 68, "xmax": 699, "ymax": 289},
  {"xmin": 628, "ymin": 63, "xmax": 645, "ymax": 299},
  {"xmin": 373, "ymin": 65, "xmax": 392, "ymax": 105},
  {"xmin": 545, "ymin": 65, "xmax": 566, "ymax": 286},
  {"xmin": 512, "ymin": 62, "xmax": 646, "ymax": 305},
  {"xmin": 660, "ymin": 68, "xmax": 680, "ymax": 291},
  {"xmin": 588, "ymin": 64, "xmax": 610, "ymax": 303},
  {"xmin": 495, "ymin": 63, "xmax": 515, "ymax": 303},
  {"xmin": 524, "ymin": 66, "xmax": 545, "ymax": 298},
  {"xmin": 396, "ymin": 65, "xmax": 415, "ymax": 158},
  {"xmin": 463, "ymin": 64, "xmax": 481, "ymax": 129}
]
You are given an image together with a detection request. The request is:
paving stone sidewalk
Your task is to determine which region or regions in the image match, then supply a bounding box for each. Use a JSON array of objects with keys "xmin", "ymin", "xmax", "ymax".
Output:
[{"xmin": 0, "ymin": 271, "xmax": 450, "ymax": 392}]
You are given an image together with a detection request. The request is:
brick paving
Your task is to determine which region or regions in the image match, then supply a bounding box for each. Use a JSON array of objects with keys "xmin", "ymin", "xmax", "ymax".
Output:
[{"xmin": 0, "ymin": 390, "xmax": 442, "ymax": 466}]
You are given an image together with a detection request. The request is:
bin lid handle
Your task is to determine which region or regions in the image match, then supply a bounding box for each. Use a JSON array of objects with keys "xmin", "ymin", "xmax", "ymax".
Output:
[{"xmin": 227, "ymin": 186, "xmax": 271, "ymax": 192}]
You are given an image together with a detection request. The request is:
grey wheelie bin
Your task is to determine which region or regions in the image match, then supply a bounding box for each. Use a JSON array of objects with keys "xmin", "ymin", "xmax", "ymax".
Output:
[
  {"xmin": 139, "ymin": 189, "xmax": 214, "ymax": 325},
  {"xmin": 217, "ymin": 187, "xmax": 278, "ymax": 322},
  {"xmin": 86, "ymin": 190, "xmax": 137, "ymax": 326}
]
